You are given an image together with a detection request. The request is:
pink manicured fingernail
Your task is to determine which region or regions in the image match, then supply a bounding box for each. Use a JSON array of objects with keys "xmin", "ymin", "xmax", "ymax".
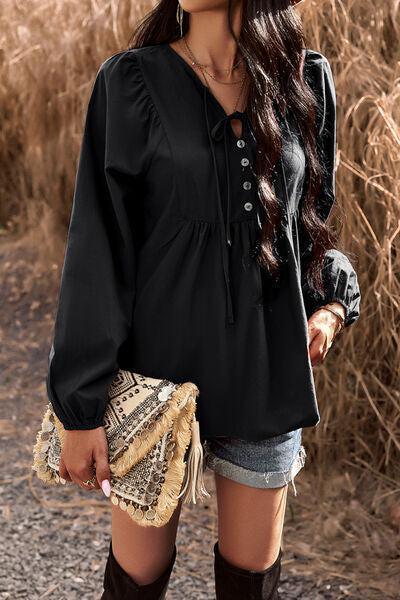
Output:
[{"xmin": 101, "ymin": 479, "xmax": 111, "ymax": 497}]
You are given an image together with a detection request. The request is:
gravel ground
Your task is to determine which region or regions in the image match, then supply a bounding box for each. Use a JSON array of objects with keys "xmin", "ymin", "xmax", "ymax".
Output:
[
  {"xmin": 0, "ymin": 239, "xmax": 366, "ymax": 599},
  {"xmin": 1, "ymin": 468, "xmax": 356, "ymax": 600}
]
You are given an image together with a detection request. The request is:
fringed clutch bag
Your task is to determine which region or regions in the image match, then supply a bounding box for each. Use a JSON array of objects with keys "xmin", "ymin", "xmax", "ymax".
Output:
[{"xmin": 32, "ymin": 369, "xmax": 210, "ymax": 527}]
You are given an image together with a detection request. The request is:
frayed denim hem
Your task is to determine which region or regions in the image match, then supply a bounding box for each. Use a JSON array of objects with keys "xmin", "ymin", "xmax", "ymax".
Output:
[{"xmin": 204, "ymin": 444, "xmax": 307, "ymax": 496}]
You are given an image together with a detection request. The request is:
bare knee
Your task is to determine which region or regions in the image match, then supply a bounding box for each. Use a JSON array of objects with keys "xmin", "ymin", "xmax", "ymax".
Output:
[{"xmin": 218, "ymin": 538, "xmax": 282, "ymax": 572}]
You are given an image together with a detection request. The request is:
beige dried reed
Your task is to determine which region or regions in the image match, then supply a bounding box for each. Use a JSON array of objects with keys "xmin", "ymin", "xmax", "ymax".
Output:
[{"xmin": 300, "ymin": 0, "xmax": 400, "ymax": 480}]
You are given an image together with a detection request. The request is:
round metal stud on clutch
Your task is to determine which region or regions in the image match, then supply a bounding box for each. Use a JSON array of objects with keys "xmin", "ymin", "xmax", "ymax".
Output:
[
  {"xmin": 146, "ymin": 482, "xmax": 157, "ymax": 494},
  {"xmin": 43, "ymin": 420, "xmax": 54, "ymax": 433},
  {"xmin": 135, "ymin": 508, "xmax": 144, "ymax": 520},
  {"xmin": 145, "ymin": 508, "xmax": 156, "ymax": 520}
]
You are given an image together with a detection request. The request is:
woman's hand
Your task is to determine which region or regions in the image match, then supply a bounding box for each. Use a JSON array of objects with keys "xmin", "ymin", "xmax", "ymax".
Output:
[
  {"xmin": 307, "ymin": 302, "xmax": 346, "ymax": 366},
  {"xmin": 59, "ymin": 426, "xmax": 111, "ymax": 497}
]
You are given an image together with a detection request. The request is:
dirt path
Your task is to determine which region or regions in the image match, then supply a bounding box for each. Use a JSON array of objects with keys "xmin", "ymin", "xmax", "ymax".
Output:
[{"xmin": 0, "ymin": 237, "xmax": 367, "ymax": 599}]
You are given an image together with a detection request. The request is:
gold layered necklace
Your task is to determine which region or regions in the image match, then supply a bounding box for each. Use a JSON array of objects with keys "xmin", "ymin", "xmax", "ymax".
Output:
[
  {"xmin": 179, "ymin": 36, "xmax": 247, "ymax": 112},
  {"xmin": 181, "ymin": 36, "xmax": 244, "ymax": 83}
]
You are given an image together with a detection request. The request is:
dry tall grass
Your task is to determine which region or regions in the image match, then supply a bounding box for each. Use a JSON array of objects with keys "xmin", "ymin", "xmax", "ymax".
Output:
[
  {"xmin": 0, "ymin": 0, "xmax": 143, "ymax": 248},
  {"xmin": 1, "ymin": 0, "xmax": 399, "ymax": 472},
  {"xmin": 300, "ymin": 0, "xmax": 400, "ymax": 477}
]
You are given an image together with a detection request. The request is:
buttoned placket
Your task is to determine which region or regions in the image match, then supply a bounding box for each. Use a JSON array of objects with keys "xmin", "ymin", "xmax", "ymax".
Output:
[{"xmin": 236, "ymin": 137, "xmax": 256, "ymax": 214}]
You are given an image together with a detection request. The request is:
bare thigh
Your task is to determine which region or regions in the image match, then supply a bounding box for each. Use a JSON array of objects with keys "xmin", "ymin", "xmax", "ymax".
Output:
[
  {"xmin": 214, "ymin": 472, "xmax": 288, "ymax": 571},
  {"xmin": 110, "ymin": 499, "xmax": 183, "ymax": 585}
]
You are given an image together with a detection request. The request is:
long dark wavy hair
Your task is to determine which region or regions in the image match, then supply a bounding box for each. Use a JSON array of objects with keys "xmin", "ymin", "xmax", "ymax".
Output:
[{"xmin": 127, "ymin": 0, "xmax": 339, "ymax": 294}]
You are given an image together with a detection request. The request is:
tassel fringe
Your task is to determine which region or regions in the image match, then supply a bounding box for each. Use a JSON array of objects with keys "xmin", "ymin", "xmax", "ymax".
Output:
[{"xmin": 177, "ymin": 417, "xmax": 210, "ymax": 504}]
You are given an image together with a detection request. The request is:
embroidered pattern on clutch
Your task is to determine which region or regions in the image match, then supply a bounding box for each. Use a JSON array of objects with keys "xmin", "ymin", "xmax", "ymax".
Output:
[{"xmin": 32, "ymin": 369, "xmax": 209, "ymax": 527}]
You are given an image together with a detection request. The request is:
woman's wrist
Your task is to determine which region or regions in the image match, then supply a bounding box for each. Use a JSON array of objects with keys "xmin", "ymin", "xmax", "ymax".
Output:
[{"xmin": 318, "ymin": 302, "xmax": 346, "ymax": 337}]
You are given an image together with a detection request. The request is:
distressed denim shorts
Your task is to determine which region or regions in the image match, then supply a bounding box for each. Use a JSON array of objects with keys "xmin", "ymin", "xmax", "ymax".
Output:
[{"xmin": 203, "ymin": 428, "xmax": 306, "ymax": 496}]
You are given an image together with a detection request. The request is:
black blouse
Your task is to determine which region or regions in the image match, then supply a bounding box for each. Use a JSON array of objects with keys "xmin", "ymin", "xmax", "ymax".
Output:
[{"xmin": 46, "ymin": 43, "xmax": 361, "ymax": 440}]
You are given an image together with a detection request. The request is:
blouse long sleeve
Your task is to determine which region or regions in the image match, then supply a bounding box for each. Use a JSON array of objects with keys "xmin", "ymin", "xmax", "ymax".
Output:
[
  {"xmin": 46, "ymin": 60, "xmax": 137, "ymax": 430},
  {"xmin": 299, "ymin": 51, "xmax": 361, "ymax": 327}
]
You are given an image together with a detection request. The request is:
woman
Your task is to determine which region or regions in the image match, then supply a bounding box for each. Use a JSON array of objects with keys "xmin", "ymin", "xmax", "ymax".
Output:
[{"xmin": 46, "ymin": 0, "xmax": 361, "ymax": 598}]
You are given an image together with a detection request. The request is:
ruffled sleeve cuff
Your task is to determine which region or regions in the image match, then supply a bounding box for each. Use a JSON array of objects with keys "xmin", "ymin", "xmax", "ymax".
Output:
[{"xmin": 301, "ymin": 249, "xmax": 361, "ymax": 327}]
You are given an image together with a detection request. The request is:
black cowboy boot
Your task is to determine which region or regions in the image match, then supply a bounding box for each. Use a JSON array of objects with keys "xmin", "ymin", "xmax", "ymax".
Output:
[
  {"xmin": 101, "ymin": 539, "xmax": 176, "ymax": 599},
  {"xmin": 213, "ymin": 541, "xmax": 282, "ymax": 599}
]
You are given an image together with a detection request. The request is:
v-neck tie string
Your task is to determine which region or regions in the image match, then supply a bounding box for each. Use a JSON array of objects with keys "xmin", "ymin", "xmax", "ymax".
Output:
[
  {"xmin": 211, "ymin": 109, "xmax": 247, "ymax": 249},
  {"xmin": 203, "ymin": 87, "xmax": 246, "ymax": 326}
]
